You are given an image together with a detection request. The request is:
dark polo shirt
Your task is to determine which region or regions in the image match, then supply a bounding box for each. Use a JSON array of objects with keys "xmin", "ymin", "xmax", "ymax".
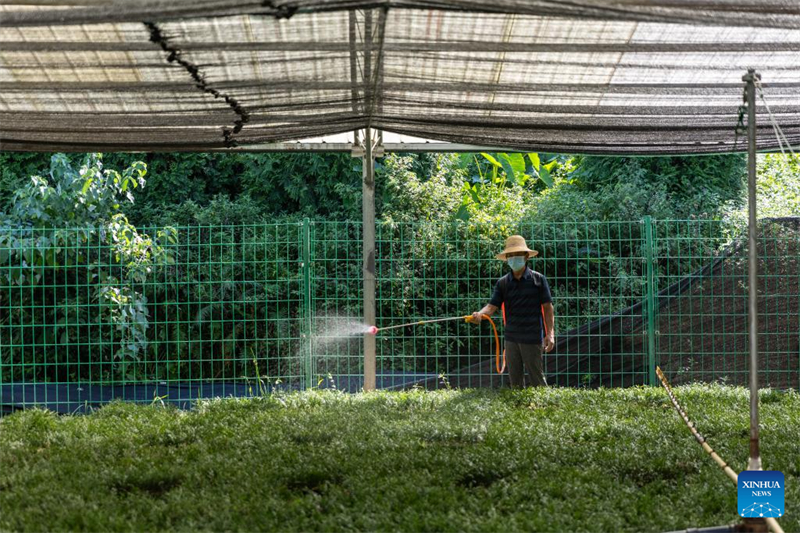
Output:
[{"xmin": 489, "ymin": 267, "xmax": 552, "ymax": 344}]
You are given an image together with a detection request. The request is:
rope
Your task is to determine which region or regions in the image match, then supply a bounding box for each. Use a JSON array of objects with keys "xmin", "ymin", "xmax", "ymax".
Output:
[
  {"xmin": 756, "ymin": 80, "xmax": 797, "ymax": 158},
  {"xmin": 655, "ymin": 367, "xmax": 785, "ymax": 533}
]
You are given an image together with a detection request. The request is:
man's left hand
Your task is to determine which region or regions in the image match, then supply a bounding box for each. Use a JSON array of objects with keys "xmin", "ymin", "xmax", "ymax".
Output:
[{"xmin": 543, "ymin": 334, "xmax": 555, "ymax": 353}]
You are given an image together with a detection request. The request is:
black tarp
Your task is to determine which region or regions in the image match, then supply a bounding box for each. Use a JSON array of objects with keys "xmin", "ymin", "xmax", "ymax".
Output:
[{"xmin": 1, "ymin": 372, "xmax": 437, "ymax": 414}]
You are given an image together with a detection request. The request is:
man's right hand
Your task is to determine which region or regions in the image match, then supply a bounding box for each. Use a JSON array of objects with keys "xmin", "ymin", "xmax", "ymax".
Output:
[{"xmin": 471, "ymin": 312, "xmax": 484, "ymax": 323}]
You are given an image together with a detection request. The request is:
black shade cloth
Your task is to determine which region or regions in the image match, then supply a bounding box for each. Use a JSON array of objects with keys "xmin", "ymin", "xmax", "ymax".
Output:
[
  {"xmin": 2, "ymin": 1, "xmax": 800, "ymax": 154},
  {"xmin": 0, "ymin": 372, "xmax": 437, "ymax": 414}
]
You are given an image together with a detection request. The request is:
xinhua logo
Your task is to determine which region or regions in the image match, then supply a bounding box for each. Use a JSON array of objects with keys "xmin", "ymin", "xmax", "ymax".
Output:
[{"xmin": 738, "ymin": 471, "xmax": 785, "ymax": 518}]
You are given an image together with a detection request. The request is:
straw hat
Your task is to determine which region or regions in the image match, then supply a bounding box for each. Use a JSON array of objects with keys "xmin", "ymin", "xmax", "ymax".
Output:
[{"xmin": 495, "ymin": 235, "xmax": 538, "ymax": 260}]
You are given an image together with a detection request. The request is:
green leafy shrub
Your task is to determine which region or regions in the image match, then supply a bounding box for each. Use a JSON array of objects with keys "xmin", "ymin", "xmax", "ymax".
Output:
[
  {"xmin": 722, "ymin": 153, "xmax": 800, "ymax": 232},
  {"xmin": 0, "ymin": 154, "xmax": 176, "ymax": 382}
]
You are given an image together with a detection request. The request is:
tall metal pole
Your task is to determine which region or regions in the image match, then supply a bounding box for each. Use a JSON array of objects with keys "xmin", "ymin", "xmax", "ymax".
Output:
[
  {"xmin": 302, "ymin": 217, "xmax": 313, "ymax": 390},
  {"xmin": 363, "ymin": 126, "xmax": 376, "ymax": 391},
  {"xmin": 743, "ymin": 68, "xmax": 761, "ymax": 471},
  {"xmin": 360, "ymin": 9, "xmax": 377, "ymax": 392},
  {"xmin": 644, "ymin": 215, "xmax": 657, "ymax": 387}
]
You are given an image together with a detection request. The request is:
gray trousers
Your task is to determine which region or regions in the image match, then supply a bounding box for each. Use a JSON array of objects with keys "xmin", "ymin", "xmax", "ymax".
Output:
[{"xmin": 505, "ymin": 341, "xmax": 547, "ymax": 388}]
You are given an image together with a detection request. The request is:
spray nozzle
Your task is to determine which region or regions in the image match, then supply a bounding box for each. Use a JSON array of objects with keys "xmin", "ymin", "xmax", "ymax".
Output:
[{"xmin": 366, "ymin": 326, "xmax": 379, "ymax": 335}]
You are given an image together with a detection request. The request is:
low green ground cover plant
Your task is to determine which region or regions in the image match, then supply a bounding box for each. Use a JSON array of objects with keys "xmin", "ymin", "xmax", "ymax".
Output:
[{"xmin": 0, "ymin": 385, "xmax": 797, "ymax": 532}]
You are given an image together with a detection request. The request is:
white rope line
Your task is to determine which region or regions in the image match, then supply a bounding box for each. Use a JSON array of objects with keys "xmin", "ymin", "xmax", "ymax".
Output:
[{"xmin": 755, "ymin": 80, "xmax": 797, "ymax": 158}]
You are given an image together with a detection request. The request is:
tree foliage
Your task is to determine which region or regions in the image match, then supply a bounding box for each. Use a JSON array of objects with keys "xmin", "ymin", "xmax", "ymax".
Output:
[
  {"xmin": 0, "ymin": 150, "xmax": 750, "ymax": 226},
  {"xmin": 1, "ymin": 152, "xmax": 364, "ymax": 225},
  {"xmin": 0, "ymin": 154, "xmax": 176, "ymax": 381},
  {"xmin": 0, "ymin": 149, "xmax": 772, "ymax": 381}
]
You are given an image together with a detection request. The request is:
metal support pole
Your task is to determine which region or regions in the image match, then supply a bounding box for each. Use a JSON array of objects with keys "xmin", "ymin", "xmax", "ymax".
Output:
[
  {"xmin": 360, "ymin": 9, "xmax": 378, "ymax": 392},
  {"xmin": 302, "ymin": 217, "xmax": 313, "ymax": 390},
  {"xmin": 644, "ymin": 216, "xmax": 657, "ymax": 386},
  {"xmin": 362, "ymin": 126, "xmax": 376, "ymax": 391},
  {"xmin": 743, "ymin": 68, "xmax": 761, "ymax": 471}
]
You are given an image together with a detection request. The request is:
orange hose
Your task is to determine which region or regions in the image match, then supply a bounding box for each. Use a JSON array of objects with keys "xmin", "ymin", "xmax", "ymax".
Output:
[
  {"xmin": 484, "ymin": 315, "xmax": 504, "ymax": 374},
  {"xmin": 466, "ymin": 314, "xmax": 504, "ymax": 374}
]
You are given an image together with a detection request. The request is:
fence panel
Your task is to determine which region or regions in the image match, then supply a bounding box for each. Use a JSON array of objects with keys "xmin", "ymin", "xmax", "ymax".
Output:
[
  {"xmin": 2, "ymin": 218, "xmax": 797, "ymax": 411},
  {"xmin": 367, "ymin": 220, "xmax": 649, "ymax": 389},
  {"xmin": 654, "ymin": 218, "xmax": 800, "ymax": 389},
  {"xmin": 308, "ymin": 220, "xmax": 364, "ymax": 389},
  {"xmin": 0, "ymin": 223, "xmax": 305, "ymax": 411}
]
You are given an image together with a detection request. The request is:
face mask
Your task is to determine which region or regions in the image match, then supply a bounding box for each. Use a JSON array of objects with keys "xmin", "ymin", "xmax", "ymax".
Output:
[{"xmin": 507, "ymin": 256, "xmax": 526, "ymax": 271}]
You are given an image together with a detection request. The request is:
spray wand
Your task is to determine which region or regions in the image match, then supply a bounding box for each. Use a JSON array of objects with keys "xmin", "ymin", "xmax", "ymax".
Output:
[{"xmin": 367, "ymin": 314, "xmax": 504, "ymax": 374}]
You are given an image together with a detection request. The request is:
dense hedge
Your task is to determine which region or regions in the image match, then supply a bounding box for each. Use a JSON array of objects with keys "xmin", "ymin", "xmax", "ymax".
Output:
[
  {"xmin": 3, "ymin": 151, "xmax": 796, "ymax": 383},
  {"xmin": 0, "ymin": 150, "xmax": 749, "ymax": 225}
]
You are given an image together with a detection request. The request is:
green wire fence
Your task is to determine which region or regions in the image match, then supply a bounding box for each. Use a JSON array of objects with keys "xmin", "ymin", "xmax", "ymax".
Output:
[{"xmin": 1, "ymin": 217, "xmax": 798, "ymax": 410}]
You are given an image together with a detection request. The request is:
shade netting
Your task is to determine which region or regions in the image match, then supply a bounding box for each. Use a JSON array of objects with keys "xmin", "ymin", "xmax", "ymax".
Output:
[{"xmin": 2, "ymin": 1, "xmax": 800, "ymax": 153}]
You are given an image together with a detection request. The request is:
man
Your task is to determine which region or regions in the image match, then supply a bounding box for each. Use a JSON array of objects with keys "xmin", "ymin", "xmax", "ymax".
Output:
[{"xmin": 472, "ymin": 235, "xmax": 555, "ymax": 388}]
